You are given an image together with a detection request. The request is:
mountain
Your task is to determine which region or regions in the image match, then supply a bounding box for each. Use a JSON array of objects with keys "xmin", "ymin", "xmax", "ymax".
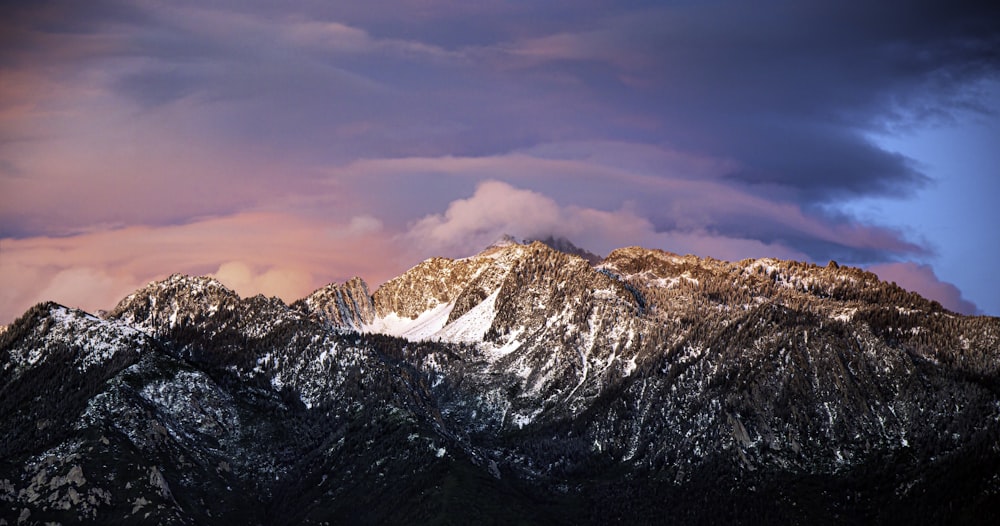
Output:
[
  {"xmin": 482, "ymin": 233, "xmax": 603, "ymax": 264},
  {"xmin": 528, "ymin": 235, "xmax": 602, "ymax": 265},
  {"xmin": 2, "ymin": 242, "xmax": 1000, "ymax": 524}
]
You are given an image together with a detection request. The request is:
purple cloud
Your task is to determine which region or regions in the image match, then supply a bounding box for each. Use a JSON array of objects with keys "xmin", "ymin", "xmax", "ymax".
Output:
[{"xmin": 869, "ymin": 262, "xmax": 980, "ymax": 315}]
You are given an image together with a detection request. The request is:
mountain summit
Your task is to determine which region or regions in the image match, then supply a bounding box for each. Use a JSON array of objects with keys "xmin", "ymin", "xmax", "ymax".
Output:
[
  {"xmin": 480, "ymin": 233, "xmax": 602, "ymax": 264},
  {"xmin": 528, "ymin": 235, "xmax": 602, "ymax": 265},
  {"xmin": 2, "ymin": 242, "xmax": 999, "ymax": 523}
]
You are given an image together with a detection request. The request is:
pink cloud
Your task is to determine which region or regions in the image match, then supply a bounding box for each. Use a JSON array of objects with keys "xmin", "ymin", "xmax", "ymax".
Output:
[
  {"xmin": 335, "ymin": 148, "xmax": 922, "ymax": 257},
  {"xmin": 404, "ymin": 179, "xmax": 808, "ymax": 262},
  {"xmin": 406, "ymin": 180, "xmax": 564, "ymax": 254},
  {"xmin": 0, "ymin": 92, "xmax": 322, "ymax": 237},
  {"xmin": 868, "ymin": 262, "xmax": 979, "ymax": 315},
  {"xmin": 0, "ymin": 212, "xmax": 407, "ymax": 323}
]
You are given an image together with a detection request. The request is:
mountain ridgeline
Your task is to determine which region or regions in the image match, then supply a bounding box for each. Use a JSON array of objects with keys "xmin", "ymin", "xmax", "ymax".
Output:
[{"xmin": 2, "ymin": 239, "xmax": 999, "ymax": 524}]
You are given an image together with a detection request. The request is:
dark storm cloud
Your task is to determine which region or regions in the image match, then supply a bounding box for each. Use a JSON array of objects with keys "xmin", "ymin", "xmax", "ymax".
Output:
[{"xmin": 497, "ymin": 0, "xmax": 1000, "ymax": 202}]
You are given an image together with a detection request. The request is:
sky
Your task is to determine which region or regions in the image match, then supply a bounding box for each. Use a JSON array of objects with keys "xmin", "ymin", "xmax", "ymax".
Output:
[{"xmin": 1, "ymin": 0, "xmax": 999, "ymax": 323}]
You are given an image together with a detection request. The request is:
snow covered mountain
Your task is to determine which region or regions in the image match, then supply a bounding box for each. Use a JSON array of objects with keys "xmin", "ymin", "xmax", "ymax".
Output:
[{"xmin": 3, "ymin": 239, "xmax": 1000, "ymax": 524}]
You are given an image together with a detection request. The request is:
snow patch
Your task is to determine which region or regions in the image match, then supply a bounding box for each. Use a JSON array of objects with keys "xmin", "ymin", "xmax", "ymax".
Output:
[
  {"xmin": 623, "ymin": 357, "xmax": 637, "ymax": 377},
  {"xmin": 367, "ymin": 289, "xmax": 505, "ymax": 346},
  {"xmin": 437, "ymin": 291, "xmax": 500, "ymax": 343},
  {"xmin": 832, "ymin": 308, "xmax": 857, "ymax": 323},
  {"xmin": 510, "ymin": 408, "xmax": 542, "ymax": 429},
  {"xmin": 367, "ymin": 302, "xmax": 454, "ymax": 341},
  {"xmin": 482, "ymin": 328, "xmax": 524, "ymax": 362}
]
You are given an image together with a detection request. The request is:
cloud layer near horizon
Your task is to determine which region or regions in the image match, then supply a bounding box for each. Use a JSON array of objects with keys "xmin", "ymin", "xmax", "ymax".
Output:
[
  {"xmin": 0, "ymin": 180, "xmax": 981, "ymax": 321},
  {"xmin": 1, "ymin": 0, "xmax": 997, "ymax": 321},
  {"xmin": 0, "ymin": 212, "xmax": 402, "ymax": 322}
]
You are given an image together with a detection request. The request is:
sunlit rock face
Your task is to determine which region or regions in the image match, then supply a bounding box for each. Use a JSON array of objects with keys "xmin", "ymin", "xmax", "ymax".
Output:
[
  {"xmin": 3, "ymin": 240, "xmax": 999, "ymax": 524},
  {"xmin": 294, "ymin": 277, "xmax": 376, "ymax": 330}
]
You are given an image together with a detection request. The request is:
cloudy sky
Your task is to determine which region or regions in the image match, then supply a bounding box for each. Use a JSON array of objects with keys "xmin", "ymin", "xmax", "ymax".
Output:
[{"xmin": 2, "ymin": 0, "xmax": 999, "ymax": 323}]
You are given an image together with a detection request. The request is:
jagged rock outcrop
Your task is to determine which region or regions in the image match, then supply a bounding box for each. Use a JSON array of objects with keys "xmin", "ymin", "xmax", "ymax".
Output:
[
  {"xmin": 292, "ymin": 277, "xmax": 375, "ymax": 330},
  {"xmin": 372, "ymin": 256, "xmax": 491, "ymax": 320}
]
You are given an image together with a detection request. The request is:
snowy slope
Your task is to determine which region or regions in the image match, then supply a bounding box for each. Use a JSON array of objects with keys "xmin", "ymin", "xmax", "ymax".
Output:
[{"xmin": 366, "ymin": 301, "xmax": 455, "ymax": 340}]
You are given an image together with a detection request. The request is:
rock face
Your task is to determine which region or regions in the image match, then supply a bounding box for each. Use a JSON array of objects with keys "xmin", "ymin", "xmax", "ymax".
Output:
[
  {"xmin": 292, "ymin": 277, "xmax": 375, "ymax": 330},
  {"xmin": 2, "ymin": 241, "xmax": 1000, "ymax": 524}
]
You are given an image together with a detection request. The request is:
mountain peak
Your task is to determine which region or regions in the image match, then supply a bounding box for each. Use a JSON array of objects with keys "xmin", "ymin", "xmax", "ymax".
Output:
[
  {"xmin": 107, "ymin": 273, "xmax": 241, "ymax": 333},
  {"xmin": 478, "ymin": 233, "xmax": 601, "ymax": 264},
  {"xmin": 487, "ymin": 233, "xmax": 521, "ymax": 248},
  {"xmin": 528, "ymin": 235, "xmax": 602, "ymax": 265}
]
